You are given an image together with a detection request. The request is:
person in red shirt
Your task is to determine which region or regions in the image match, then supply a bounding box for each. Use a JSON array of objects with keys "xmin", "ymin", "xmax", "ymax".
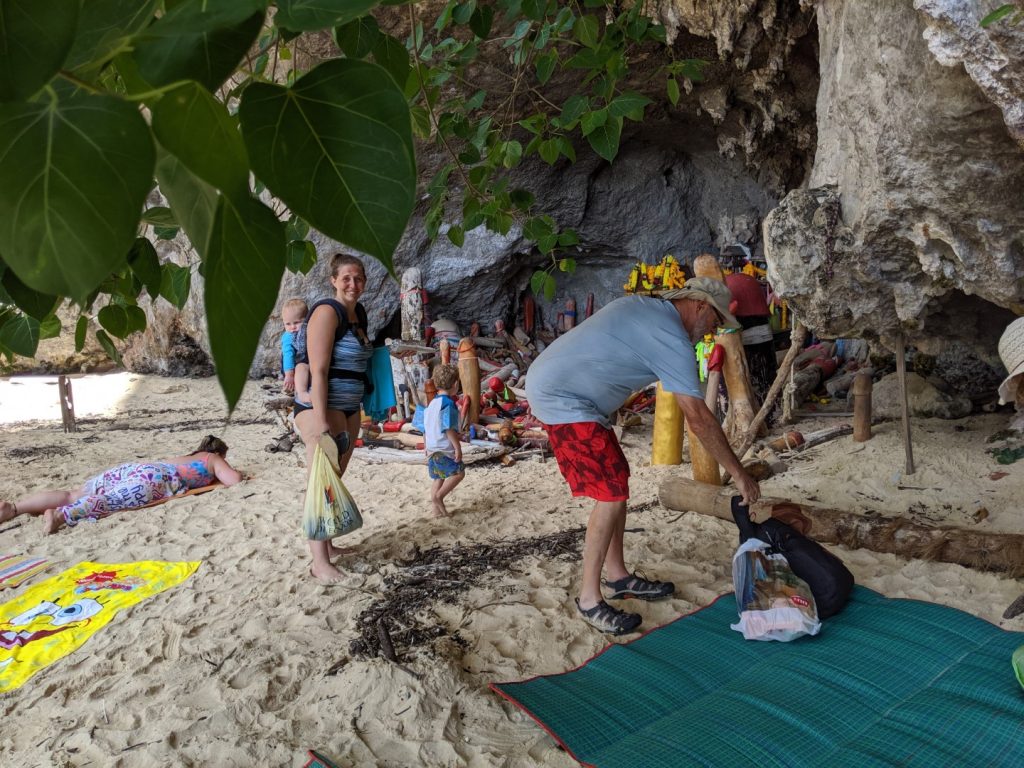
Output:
[{"xmin": 724, "ymin": 261, "xmax": 777, "ymax": 405}]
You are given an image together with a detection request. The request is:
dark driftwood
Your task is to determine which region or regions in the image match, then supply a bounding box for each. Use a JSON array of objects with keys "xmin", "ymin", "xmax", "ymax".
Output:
[{"xmin": 658, "ymin": 477, "xmax": 1024, "ymax": 577}]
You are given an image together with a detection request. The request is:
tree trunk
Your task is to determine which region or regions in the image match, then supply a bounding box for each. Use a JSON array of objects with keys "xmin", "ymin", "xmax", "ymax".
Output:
[{"xmin": 658, "ymin": 477, "xmax": 1024, "ymax": 577}]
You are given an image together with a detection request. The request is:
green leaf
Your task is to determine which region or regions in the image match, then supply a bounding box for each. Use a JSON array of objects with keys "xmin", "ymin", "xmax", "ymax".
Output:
[
  {"xmin": 556, "ymin": 136, "xmax": 576, "ymax": 162},
  {"xmin": 205, "ymin": 195, "xmax": 287, "ymax": 412},
  {"xmin": 276, "ymin": 0, "xmax": 378, "ymax": 31},
  {"xmin": 667, "ymin": 76, "xmax": 680, "ymax": 106},
  {"xmin": 510, "ymin": 188, "xmax": 534, "ymax": 211},
  {"xmin": 39, "ymin": 314, "xmax": 61, "ymax": 340},
  {"xmin": 557, "ymin": 94, "xmax": 589, "ymax": 129},
  {"xmin": 285, "ymin": 215, "xmax": 310, "ymax": 242},
  {"xmin": 538, "ymin": 138, "xmax": 559, "ymax": 164},
  {"xmin": 131, "ymin": 0, "xmax": 265, "ymax": 91},
  {"xmin": 0, "ymin": 0, "xmax": 78, "ymax": 102},
  {"xmin": 535, "ymin": 50, "xmax": 556, "ymax": 85},
  {"xmin": 587, "ymin": 114, "xmax": 622, "ymax": 162},
  {"xmin": 153, "ymin": 226, "xmax": 180, "ymax": 241},
  {"xmin": 239, "ymin": 59, "xmax": 415, "ymax": 272},
  {"xmin": 581, "ymin": 107, "xmax": 608, "ymax": 136},
  {"xmin": 371, "ymin": 33, "xmax": 412, "ymax": 89},
  {"xmin": 125, "ymin": 304, "xmax": 147, "ymax": 334},
  {"xmin": 95, "ymin": 329, "xmax": 123, "ymax": 366},
  {"xmin": 609, "ymin": 91, "xmax": 652, "ymax": 119},
  {"xmin": 558, "ymin": 258, "xmax": 577, "ymax": 274},
  {"xmin": 447, "ymin": 225, "xmax": 464, "ymax": 247},
  {"xmin": 503, "ymin": 140, "xmax": 523, "ymax": 168},
  {"xmin": 0, "ymin": 268, "xmax": 60, "ymax": 320},
  {"xmin": 64, "ymin": 0, "xmax": 161, "ymax": 77},
  {"xmin": 0, "ymin": 93, "xmax": 155, "ymax": 300},
  {"xmin": 530, "ymin": 270, "xmax": 547, "ymax": 297},
  {"xmin": 452, "ymin": 1, "xmax": 476, "ymax": 24},
  {"xmin": 334, "ymin": 15, "xmax": 380, "ymax": 58},
  {"xmin": 286, "ymin": 239, "xmax": 318, "ymax": 274},
  {"xmin": 542, "ymin": 273, "xmax": 556, "ymax": 302},
  {"xmin": 981, "ymin": 4, "xmax": 1016, "ymax": 26},
  {"xmin": 151, "ymin": 82, "xmax": 250, "ymax": 199},
  {"xmin": 574, "ymin": 15, "xmax": 600, "ymax": 48},
  {"xmin": 159, "ymin": 262, "xmax": 192, "ymax": 310},
  {"xmin": 98, "ymin": 304, "xmax": 130, "ymax": 339},
  {"xmin": 141, "ymin": 206, "xmax": 178, "ymax": 227},
  {"xmin": 75, "ymin": 315, "xmax": 88, "ymax": 352},
  {"xmin": 0, "ymin": 313, "xmax": 39, "ymax": 357},
  {"xmin": 410, "ymin": 105, "xmax": 432, "ymax": 138},
  {"xmin": 557, "ymin": 230, "xmax": 579, "ymax": 246},
  {"xmin": 128, "ymin": 239, "xmax": 161, "ymax": 303},
  {"xmin": 537, "ymin": 234, "xmax": 557, "ymax": 254},
  {"xmin": 155, "ymin": 150, "xmax": 219, "ymax": 256},
  {"xmin": 469, "ymin": 5, "xmax": 493, "ymax": 38}
]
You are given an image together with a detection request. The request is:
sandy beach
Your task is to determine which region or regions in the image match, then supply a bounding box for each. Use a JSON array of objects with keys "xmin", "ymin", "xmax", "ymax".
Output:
[{"xmin": 1, "ymin": 372, "xmax": 1022, "ymax": 767}]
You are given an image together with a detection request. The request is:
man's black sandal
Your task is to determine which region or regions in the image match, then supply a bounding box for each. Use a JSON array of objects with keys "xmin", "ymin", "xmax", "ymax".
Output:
[
  {"xmin": 575, "ymin": 598, "xmax": 642, "ymax": 636},
  {"xmin": 602, "ymin": 571, "xmax": 675, "ymax": 601}
]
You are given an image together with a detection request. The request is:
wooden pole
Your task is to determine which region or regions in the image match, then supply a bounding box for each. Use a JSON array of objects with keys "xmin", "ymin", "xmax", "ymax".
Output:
[
  {"xmin": 651, "ymin": 383, "xmax": 684, "ymax": 465},
  {"xmin": 895, "ymin": 334, "xmax": 915, "ymax": 474},
  {"xmin": 852, "ymin": 371, "xmax": 873, "ymax": 442},
  {"xmin": 457, "ymin": 337, "xmax": 480, "ymax": 426},
  {"xmin": 659, "ymin": 477, "xmax": 1024, "ymax": 577},
  {"xmin": 686, "ymin": 421, "xmax": 722, "ymax": 485},
  {"xmin": 58, "ymin": 375, "xmax": 77, "ymax": 433}
]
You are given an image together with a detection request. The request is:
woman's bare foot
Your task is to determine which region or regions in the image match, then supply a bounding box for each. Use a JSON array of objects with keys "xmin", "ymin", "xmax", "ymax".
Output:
[
  {"xmin": 0, "ymin": 501, "xmax": 16, "ymax": 523},
  {"xmin": 309, "ymin": 562, "xmax": 346, "ymax": 584},
  {"xmin": 431, "ymin": 498, "xmax": 449, "ymax": 518},
  {"xmin": 42, "ymin": 509, "xmax": 64, "ymax": 535}
]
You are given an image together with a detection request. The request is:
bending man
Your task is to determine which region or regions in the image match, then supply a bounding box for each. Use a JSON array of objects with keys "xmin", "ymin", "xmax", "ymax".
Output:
[{"xmin": 526, "ymin": 278, "xmax": 761, "ymax": 635}]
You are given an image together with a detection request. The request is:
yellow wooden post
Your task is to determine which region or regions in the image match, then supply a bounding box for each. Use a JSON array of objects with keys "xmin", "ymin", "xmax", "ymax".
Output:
[{"xmin": 651, "ymin": 383, "xmax": 684, "ymax": 465}]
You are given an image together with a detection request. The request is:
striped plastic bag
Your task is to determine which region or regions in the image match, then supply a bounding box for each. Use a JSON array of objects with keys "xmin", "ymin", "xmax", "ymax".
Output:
[{"xmin": 303, "ymin": 434, "xmax": 362, "ymax": 540}]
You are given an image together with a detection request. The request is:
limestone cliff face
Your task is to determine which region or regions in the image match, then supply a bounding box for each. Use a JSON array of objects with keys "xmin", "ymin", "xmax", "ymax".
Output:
[
  {"xmin": 764, "ymin": 0, "xmax": 1024, "ymax": 355},
  {"xmin": 25, "ymin": 0, "xmax": 1023, "ymax": 377}
]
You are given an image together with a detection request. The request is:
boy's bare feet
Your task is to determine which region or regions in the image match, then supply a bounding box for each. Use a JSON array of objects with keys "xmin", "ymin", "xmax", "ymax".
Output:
[
  {"xmin": 309, "ymin": 562, "xmax": 346, "ymax": 584},
  {"xmin": 42, "ymin": 509, "xmax": 64, "ymax": 535},
  {"xmin": 0, "ymin": 501, "xmax": 15, "ymax": 523}
]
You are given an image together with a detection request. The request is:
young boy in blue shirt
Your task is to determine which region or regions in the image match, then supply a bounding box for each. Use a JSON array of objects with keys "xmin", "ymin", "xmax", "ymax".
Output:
[{"xmin": 422, "ymin": 364, "xmax": 465, "ymax": 517}]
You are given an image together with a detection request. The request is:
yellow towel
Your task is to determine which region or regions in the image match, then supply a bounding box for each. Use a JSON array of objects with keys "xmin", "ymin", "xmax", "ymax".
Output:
[{"xmin": 0, "ymin": 560, "xmax": 199, "ymax": 692}]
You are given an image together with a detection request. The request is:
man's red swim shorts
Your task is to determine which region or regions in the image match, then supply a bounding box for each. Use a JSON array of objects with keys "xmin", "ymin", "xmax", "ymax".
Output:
[{"xmin": 545, "ymin": 422, "xmax": 630, "ymax": 502}]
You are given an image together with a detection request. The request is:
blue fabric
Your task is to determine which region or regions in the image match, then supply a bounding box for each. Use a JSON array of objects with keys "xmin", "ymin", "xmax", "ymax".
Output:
[
  {"xmin": 493, "ymin": 587, "xmax": 1024, "ymax": 768},
  {"xmin": 362, "ymin": 346, "xmax": 396, "ymax": 422},
  {"xmin": 526, "ymin": 296, "xmax": 704, "ymax": 428},
  {"xmin": 427, "ymin": 452, "xmax": 464, "ymax": 480},
  {"xmin": 281, "ymin": 330, "xmax": 296, "ymax": 372}
]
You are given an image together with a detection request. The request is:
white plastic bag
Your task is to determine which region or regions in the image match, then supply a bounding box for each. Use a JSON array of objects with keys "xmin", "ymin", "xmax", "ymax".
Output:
[
  {"xmin": 303, "ymin": 435, "xmax": 362, "ymax": 541},
  {"xmin": 731, "ymin": 538, "xmax": 821, "ymax": 642}
]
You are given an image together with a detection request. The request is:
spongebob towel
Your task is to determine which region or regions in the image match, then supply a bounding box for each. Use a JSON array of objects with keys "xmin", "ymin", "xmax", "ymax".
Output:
[{"xmin": 0, "ymin": 560, "xmax": 199, "ymax": 692}]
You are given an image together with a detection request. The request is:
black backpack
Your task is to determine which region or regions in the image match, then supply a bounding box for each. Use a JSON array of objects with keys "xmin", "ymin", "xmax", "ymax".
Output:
[
  {"xmin": 296, "ymin": 299, "xmax": 374, "ymax": 395},
  {"xmin": 730, "ymin": 496, "xmax": 854, "ymax": 619}
]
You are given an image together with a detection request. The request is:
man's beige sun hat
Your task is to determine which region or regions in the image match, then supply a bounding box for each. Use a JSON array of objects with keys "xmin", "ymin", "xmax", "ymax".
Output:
[
  {"xmin": 660, "ymin": 277, "xmax": 741, "ymax": 329},
  {"xmin": 998, "ymin": 316, "xmax": 1024, "ymax": 404}
]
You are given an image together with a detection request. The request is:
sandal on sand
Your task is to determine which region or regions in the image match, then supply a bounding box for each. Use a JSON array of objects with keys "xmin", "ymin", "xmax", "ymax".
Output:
[
  {"xmin": 602, "ymin": 571, "xmax": 675, "ymax": 601},
  {"xmin": 576, "ymin": 598, "xmax": 642, "ymax": 635}
]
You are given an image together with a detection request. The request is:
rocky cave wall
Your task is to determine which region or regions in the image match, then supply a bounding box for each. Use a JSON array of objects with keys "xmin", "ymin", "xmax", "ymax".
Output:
[{"xmin": 764, "ymin": 0, "xmax": 1024, "ymax": 358}]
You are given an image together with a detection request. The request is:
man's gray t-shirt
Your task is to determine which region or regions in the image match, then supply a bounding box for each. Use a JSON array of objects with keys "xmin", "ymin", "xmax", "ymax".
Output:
[{"xmin": 525, "ymin": 295, "xmax": 703, "ymax": 427}]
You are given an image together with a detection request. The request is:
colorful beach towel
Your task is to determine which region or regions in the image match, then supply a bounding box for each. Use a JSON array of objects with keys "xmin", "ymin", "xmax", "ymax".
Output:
[
  {"xmin": 0, "ymin": 555, "xmax": 54, "ymax": 590},
  {"xmin": 493, "ymin": 587, "xmax": 1024, "ymax": 767},
  {"xmin": 0, "ymin": 560, "xmax": 199, "ymax": 692}
]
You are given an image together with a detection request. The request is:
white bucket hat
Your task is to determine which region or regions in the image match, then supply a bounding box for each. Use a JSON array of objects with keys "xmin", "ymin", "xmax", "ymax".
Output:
[{"xmin": 998, "ymin": 317, "xmax": 1024, "ymax": 404}]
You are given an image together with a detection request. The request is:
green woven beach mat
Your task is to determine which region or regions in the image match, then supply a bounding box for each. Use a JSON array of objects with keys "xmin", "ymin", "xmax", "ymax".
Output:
[{"xmin": 492, "ymin": 587, "xmax": 1024, "ymax": 767}]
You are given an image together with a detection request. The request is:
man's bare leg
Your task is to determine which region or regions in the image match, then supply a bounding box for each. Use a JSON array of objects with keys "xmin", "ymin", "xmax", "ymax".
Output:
[{"xmin": 578, "ymin": 500, "xmax": 628, "ymax": 610}]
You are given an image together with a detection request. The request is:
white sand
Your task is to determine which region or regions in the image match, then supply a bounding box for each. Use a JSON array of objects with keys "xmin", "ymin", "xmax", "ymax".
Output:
[{"xmin": 0, "ymin": 373, "xmax": 1022, "ymax": 766}]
